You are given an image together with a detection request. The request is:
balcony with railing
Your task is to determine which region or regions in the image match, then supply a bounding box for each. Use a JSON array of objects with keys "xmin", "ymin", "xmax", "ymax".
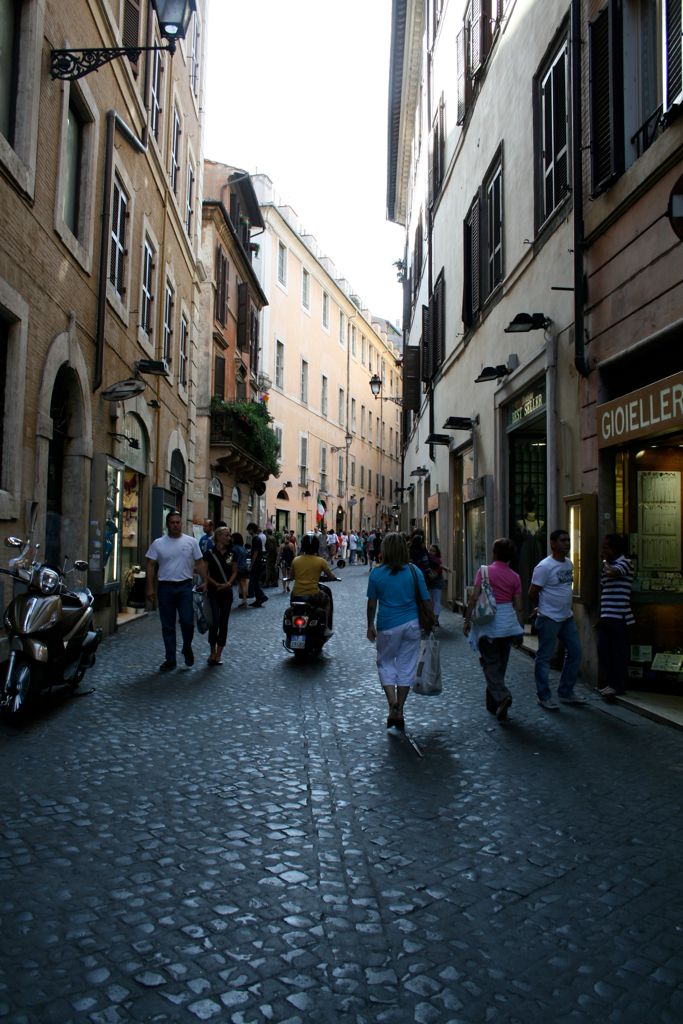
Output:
[{"xmin": 210, "ymin": 401, "xmax": 279, "ymax": 484}]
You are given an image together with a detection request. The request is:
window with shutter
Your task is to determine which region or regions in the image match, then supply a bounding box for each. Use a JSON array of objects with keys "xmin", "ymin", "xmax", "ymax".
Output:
[
  {"xmin": 664, "ymin": 0, "xmax": 682, "ymax": 110},
  {"xmin": 163, "ymin": 280, "xmax": 174, "ymax": 362},
  {"xmin": 537, "ymin": 41, "xmax": 570, "ymax": 226},
  {"xmin": 484, "ymin": 157, "xmax": 503, "ymax": 297},
  {"xmin": 589, "ymin": 2, "xmax": 624, "ymax": 194},
  {"xmin": 110, "ymin": 180, "xmax": 127, "ymax": 296},
  {"xmin": 170, "ymin": 107, "xmax": 181, "ymax": 194},
  {"xmin": 456, "ymin": 27, "xmax": 471, "ymax": 124}
]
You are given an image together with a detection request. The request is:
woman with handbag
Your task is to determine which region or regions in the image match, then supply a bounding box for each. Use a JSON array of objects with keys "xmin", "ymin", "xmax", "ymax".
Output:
[
  {"xmin": 463, "ymin": 537, "xmax": 524, "ymax": 720},
  {"xmin": 367, "ymin": 532, "xmax": 435, "ymax": 732},
  {"xmin": 203, "ymin": 527, "xmax": 237, "ymax": 665}
]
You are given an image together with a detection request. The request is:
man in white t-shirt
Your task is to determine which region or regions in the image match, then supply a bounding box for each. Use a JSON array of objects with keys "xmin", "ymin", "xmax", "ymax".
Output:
[
  {"xmin": 146, "ymin": 512, "xmax": 207, "ymax": 672},
  {"xmin": 528, "ymin": 529, "xmax": 585, "ymax": 710},
  {"xmin": 348, "ymin": 531, "xmax": 358, "ymax": 564}
]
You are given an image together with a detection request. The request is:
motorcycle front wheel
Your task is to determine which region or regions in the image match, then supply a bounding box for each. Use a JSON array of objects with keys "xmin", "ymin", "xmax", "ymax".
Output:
[{"xmin": 3, "ymin": 654, "xmax": 36, "ymax": 721}]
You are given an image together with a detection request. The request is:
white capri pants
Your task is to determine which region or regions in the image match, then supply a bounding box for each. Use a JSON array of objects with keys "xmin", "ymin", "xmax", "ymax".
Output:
[{"xmin": 375, "ymin": 618, "xmax": 422, "ymax": 687}]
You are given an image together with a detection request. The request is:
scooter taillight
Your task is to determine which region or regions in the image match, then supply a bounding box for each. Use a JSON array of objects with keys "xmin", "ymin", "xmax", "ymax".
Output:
[{"xmin": 293, "ymin": 616, "xmax": 307, "ymax": 628}]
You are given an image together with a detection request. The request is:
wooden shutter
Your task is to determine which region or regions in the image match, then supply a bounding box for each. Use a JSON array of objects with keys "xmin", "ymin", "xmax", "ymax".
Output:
[
  {"xmin": 469, "ymin": 195, "xmax": 481, "ymax": 320},
  {"xmin": 122, "ymin": 0, "xmax": 140, "ymax": 66},
  {"xmin": 470, "ymin": 0, "xmax": 484, "ymax": 75},
  {"xmin": 403, "ymin": 344, "xmax": 421, "ymax": 413},
  {"xmin": 456, "ymin": 27, "xmax": 471, "ymax": 125},
  {"xmin": 589, "ymin": 1, "xmax": 624, "ymax": 194},
  {"xmin": 664, "ymin": 0, "xmax": 682, "ymax": 110},
  {"xmin": 420, "ymin": 303, "xmax": 432, "ymax": 384},
  {"xmin": 432, "ymin": 272, "xmax": 445, "ymax": 371},
  {"xmin": 402, "ymin": 273, "xmax": 412, "ymax": 329},
  {"xmin": 214, "ymin": 354, "xmax": 225, "ymax": 400},
  {"xmin": 237, "ymin": 282, "xmax": 248, "ymax": 351}
]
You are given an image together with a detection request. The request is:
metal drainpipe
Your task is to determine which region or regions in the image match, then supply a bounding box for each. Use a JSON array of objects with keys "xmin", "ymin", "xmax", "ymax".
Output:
[
  {"xmin": 546, "ymin": 329, "xmax": 559, "ymax": 530},
  {"xmin": 571, "ymin": 0, "xmax": 590, "ymax": 379}
]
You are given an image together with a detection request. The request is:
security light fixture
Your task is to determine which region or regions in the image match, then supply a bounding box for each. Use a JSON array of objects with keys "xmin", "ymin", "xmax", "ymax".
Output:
[
  {"xmin": 442, "ymin": 416, "xmax": 476, "ymax": 430},
  {"xmin": 134, "ymin": 359, "xmax": 170, "ymax": 376},
  {"xmin": 51, "ymin": 0, "xmax": 196, "ymax": 80},
  {"xmin": 504, "ymin": 312, "xmax": 551, "ymax": 333},
  {"xmin": 147, "ymin": 399, "xmax": 161, "ymax": 409},
  {"xmin": 284, "ymin": 481, "xmax": 293, "ymax": 488},
  {"xmin": 302, "ymin": 489, "xmax": 312, "ymax": 497},
  {"xmin": 475, "ymin": 365, "xmax": 510, "ymax": 383},
  {"xmin": 425, "ymin": 433, "xmax": 452, "ymax": 446}
]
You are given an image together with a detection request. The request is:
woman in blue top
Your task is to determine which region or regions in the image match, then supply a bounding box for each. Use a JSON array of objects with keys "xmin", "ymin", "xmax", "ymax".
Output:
[{"xmin": 367, "ymin": 532, "xmax": 434, "ymax": 732}]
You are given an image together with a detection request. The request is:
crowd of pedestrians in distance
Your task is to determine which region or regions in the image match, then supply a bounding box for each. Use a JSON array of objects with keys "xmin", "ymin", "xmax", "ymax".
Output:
[{"xmin": 145, "ymin": 516, "xmax": 633, "ymax": 734}]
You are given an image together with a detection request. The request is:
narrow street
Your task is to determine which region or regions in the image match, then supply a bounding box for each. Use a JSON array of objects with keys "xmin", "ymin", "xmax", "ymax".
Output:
[{"xmin": 1, "ymin": 565, "xmax": 682, "ymax": 1024}]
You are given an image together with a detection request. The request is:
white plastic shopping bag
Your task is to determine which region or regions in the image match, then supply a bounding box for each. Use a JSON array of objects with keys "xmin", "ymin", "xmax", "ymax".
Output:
[{"xmin": 413, "ymin": 632, "xmax": 442, "ymax": 695}]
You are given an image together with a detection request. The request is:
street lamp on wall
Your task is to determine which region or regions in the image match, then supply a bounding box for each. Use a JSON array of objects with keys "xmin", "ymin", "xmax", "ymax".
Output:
[
  {"xmin": 369, "ymin": 373, "xmax": 404, "ymax": 405},
  {"xmin": 51, "ymin": 0, "xmax": 197, "ymax": 80}
]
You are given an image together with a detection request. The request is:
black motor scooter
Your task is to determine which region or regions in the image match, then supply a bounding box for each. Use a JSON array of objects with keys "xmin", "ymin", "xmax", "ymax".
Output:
[
  {"xmin": 0, "ymin": 535, "xmax": 101, "ymax": 720},
  {"xmin": 283, "ymin": 578, "xmax": 339, "ymax": 658}
]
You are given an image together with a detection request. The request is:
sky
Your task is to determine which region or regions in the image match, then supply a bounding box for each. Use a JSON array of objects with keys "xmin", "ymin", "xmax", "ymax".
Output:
[{"xmin": 203, "ymin": 0, "xmax": 405, "ymax": 327}]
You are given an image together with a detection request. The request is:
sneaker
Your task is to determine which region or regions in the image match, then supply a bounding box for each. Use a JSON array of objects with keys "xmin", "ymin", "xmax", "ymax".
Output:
[
  {"xmin": 496, "ymin": 695, "xmax": 512, "ymax": 721},
  {"xmin": 559, "ymin": 693, "xmax": 587, "ymax": 704},
  {"xmin": 159, "ymin": 660, "xmax": 177, "ymax": 673},
  {"xmin": 538, "ymin": 697, "xmax": 560, "ymax": 710},
  {"xmin": 183, "ymin": 650, "xmax": 194, "ymax": 667},
  {"xmin": 599, "ymin": 686, "xmax": 617, "ymax": 698}
]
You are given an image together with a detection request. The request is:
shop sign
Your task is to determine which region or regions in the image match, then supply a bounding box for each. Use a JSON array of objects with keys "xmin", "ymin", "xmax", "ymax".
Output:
[
  {"xmin": 597, "ymin": 370, "xmax": 683, "ymax": 448},
  {"xmin": 507, "ymin": 384, "xmax": 546, "ymax": 428}
]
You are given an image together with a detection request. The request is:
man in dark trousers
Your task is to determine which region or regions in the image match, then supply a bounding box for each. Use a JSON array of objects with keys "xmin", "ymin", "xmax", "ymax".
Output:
[
  {"xmin": 246, "ymin": 522, "xmax": 268, "ymax": 608},
  {"xmin": 146, "ymin": 511, "xmax": 207, "ymax": 671}
]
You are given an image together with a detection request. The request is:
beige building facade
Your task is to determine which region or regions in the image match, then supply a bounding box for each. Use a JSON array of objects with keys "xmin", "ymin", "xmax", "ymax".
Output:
[
  {"xmin": 0, "ymin": 0, "xmax": 206, "ymax": 638},
  {"xmin": 250, "ymin": 175, "xmax": 403, "ymax": 539}
]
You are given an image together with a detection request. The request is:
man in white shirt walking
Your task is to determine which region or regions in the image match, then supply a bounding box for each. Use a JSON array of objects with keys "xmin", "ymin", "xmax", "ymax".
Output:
[
  {"xmin": 146, "ymin": 511, "xmax": 207, "ymax": 672},
  {"xmin": 528, "ymin": 529, "xmax": 586, "ymax": 710}
]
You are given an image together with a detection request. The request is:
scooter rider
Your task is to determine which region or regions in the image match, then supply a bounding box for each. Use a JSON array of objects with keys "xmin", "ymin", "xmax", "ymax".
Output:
[{"xmin": 289, "ymin": 533, "xmax": 339, "ymax": 630}]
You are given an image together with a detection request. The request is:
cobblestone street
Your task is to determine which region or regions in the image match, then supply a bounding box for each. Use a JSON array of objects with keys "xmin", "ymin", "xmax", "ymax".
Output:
[{"xmin": 1, "ymin": 565, "xmax": 682, "ymax": 1024}]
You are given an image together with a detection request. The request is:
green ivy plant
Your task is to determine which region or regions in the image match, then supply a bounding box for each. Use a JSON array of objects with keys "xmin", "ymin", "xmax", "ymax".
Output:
[{"xmin": 211, "ymin": 398, "xmax": 280, "ymax": 477}]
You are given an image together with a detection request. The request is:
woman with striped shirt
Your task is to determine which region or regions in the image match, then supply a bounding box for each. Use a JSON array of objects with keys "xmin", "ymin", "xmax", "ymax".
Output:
[{"xmin": 597, "ymin": 534, "xmax": 634, "ymax": 699}]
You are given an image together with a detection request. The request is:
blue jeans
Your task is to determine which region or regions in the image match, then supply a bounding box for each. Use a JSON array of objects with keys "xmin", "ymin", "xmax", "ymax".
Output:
[
  {"xmin": 157, "ymin": 580, "xmax": 194, "ymax": 662},
  {"xmin": 534, "ymin": 614, "xmax": 582, "ymax": 700}
]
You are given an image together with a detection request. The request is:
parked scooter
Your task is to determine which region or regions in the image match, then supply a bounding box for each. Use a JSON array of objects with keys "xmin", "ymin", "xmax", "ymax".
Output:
[
  {"xmin": 282, "ymin": 578, "xmax": 340, "ymax": 658},
  {"xmin": 0, "ymin": 536, "xmax": 101, "ymax": 720}
]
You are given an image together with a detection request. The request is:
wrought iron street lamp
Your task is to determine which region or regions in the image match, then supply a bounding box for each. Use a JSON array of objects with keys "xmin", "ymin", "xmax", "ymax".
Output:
[{"xmin": 51, "ymin": 0, "xmax": 197, "ymax": 80}]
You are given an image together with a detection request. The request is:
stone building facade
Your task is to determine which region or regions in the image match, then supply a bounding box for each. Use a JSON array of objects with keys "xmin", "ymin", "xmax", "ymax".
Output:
[{"xmin": 0, "ymin": 0, "xmax": 206, "ymax": 639}]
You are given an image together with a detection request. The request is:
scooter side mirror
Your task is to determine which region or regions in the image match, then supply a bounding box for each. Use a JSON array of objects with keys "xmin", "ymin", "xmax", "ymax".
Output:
[
  {"xmin": 73, "ymin": 560, "xmax": 89, "ymax": 571},
  {"xmin": 4, "ymin": 537, "xmax": 23, "ymax": 548}
]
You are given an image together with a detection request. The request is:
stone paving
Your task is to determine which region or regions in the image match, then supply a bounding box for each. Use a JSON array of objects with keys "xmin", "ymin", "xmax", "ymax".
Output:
[{"xmin": 0, "ymin": 564, "xmax": 682, "ymax": 1024}]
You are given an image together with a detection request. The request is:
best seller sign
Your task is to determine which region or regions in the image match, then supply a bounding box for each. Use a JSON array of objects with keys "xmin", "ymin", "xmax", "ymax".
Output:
[{"xmin": 597, "ymin": 370, "xmax": 683, "ymax": 448}]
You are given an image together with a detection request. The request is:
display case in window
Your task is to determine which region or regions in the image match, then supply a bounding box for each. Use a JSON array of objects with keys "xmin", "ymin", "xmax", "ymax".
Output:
[
  {"xmin": 564, "ymin": 493, "xmax": 598, "ymax": 604},
  {"xmin": 88, "ymin": 454, "xmax": 124, "ymax": 594}
]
